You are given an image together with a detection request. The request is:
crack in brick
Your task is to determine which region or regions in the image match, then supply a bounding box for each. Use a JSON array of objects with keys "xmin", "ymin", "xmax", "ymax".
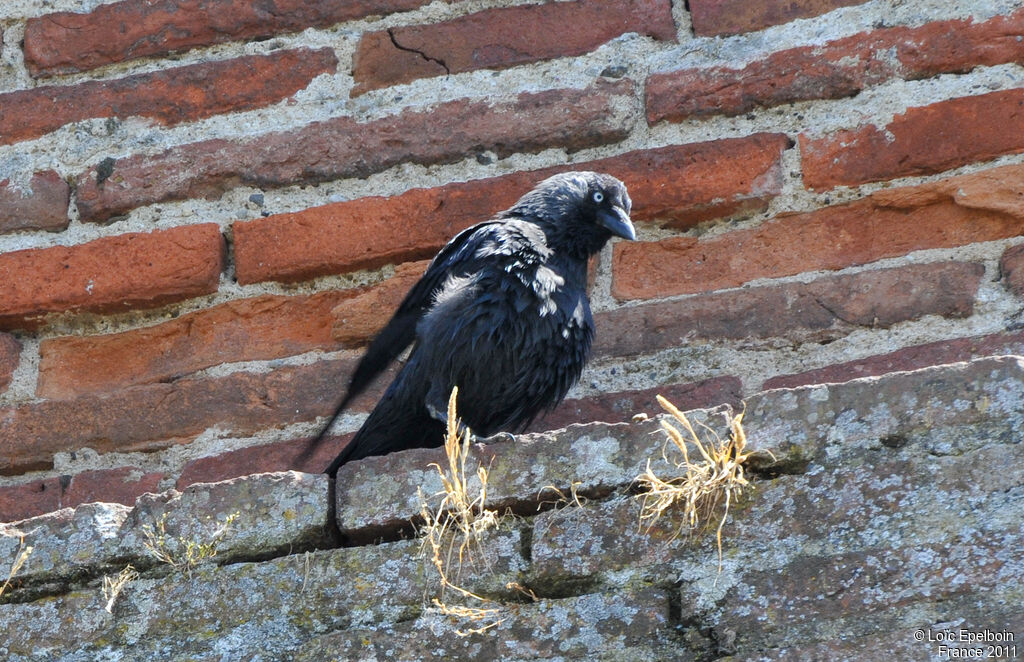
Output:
[{"xmin": 386, "ymin": 28, "xmax": 450, "ymax": 76}]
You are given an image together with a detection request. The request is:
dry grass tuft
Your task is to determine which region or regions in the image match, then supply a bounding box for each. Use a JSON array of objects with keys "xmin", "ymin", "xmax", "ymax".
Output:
[
  {"xmin": 418, "ymin": 386, "xmax": 508, "ymax": 636},
  {"xmin": 102, "ymin": 564, "xmax": 139, "ymax": 613},
  {"xmin": 142, "ymin": 511, "xmax": 239, "ymax": 578},
  {"xmin": 635, "ymin": 395, "xmax": 760, "ymax": 572},
  {"xmin": 0, "ymin": 535, "xmax": 33, "ymax": 601}
]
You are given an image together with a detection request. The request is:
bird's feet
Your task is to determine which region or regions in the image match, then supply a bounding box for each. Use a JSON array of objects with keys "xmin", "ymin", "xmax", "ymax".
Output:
[
  {"xmin": 425, "ymin": 402, "xmax": 515, "ymax": 444},
  {"xmin": 472, "ymin": 431, "xmax": 516, "ymax": 445}
]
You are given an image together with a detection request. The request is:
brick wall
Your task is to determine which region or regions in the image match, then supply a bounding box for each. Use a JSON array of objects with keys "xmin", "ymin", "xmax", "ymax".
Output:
[{"xmin": 2, "ymin": 0, "xmax": 1024, "ymax": 522}]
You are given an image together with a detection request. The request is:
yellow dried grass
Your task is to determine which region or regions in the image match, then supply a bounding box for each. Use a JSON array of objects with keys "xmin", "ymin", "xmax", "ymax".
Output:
[{"xmin": 635, "ymin": 395, "xmax": 760, "ymax": 572}]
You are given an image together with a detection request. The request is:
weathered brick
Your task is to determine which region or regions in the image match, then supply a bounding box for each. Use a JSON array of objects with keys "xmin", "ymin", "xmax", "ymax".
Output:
[
  {"xmin": 176, "ymin": 433, "xmax": 352, "ymax": 488},
  {"xmin": 802, "ymin": 88, "xmax": 1024, "ymax": 190},
  {"xmin": 0, "ymin": 224, "xmax": 224, "ymax": 330},
  {"xmin": 0, "ymin": 357, "xmax": 370, "ymax": 476},
  {"xmin": 0, "ymin": 333, "xmax": 19, "ymax": 395},
  {"xmin": 296, "ymin": 589, "xmax": 676, "ymax": 661},
  {"xmin": 23, "ymin": 0, "xmax": 425, "ymax": 77},
  {"xmin": 597, "ymin": 262, "xmax": 983, "ymax": 357},
  {"xmin": 38, "ymin": 289, "xmax": 357, "ymax": 399},
  {"xmin": 0, "ymin": 171, "xmax": 70, "ymax": 234},
  {"xmin": 762, "ymin": 330, "xmax": 1024, "ymax": 390},
  {"xmin": 331, "ymin": 261, "xmax": 428, "ymax": 345},
  {"xmin": 0, "ymin": 49, "xmax": 337, "ymax": 146},
  {"xmin": 0, "ymin": 527, "xmax": 522, "ymax": 660},
  {"xmin": 533, "ymin": 376, "xmax": 743, "ymax": 431},
  {"xmin": 75, "ymin": 80, "xmax": 638, "ymax": 223},
  {"xmin": 0, "ymin": 467, "xmax": 163, "ymax": 524},
  {"xmin": 235, "ymin": 134, "xmax": 788, "ymax": 284},
  {"xmin": 614, "ymin": 162, "xmax": 1024, "ymax": 299},
  {"xmin": 60, "ymin": 466, "xmax": 164, "ymax": 510},
  {"xmin": 352, "ymin": 0, "xmax": 675, "ymax": 95},
  {"xmin": 0, "ymin": 477, "xmax": 63, "ymax": 524},
  {"xmin": 335, "ymin": 356, "xmax": 1024, "ymax": 539},
  {"xmin": 1000, "ymin": 243, "xmax": 1024, "ymax": 296},
  {"xmin": 0, "ymin": 471, "xmax": 331, "ymax": 586},
  {"xmin": 647, "ymin": 10, "xmax": 1024, "ymax": 123},
  {"xmin": 714, "ymin": 536, "xmax": 1023, "ymax": 651},
  {"xmin": 689, "ymin": 0, "xmax": 868, "ymax": 36},
  {"xmin": 335, "ymin": 417, "xmax": 669, "ymax": 538},
  {"xmin": 530, "ymin": 436, "xmax": 1024, "ymax": 651}
]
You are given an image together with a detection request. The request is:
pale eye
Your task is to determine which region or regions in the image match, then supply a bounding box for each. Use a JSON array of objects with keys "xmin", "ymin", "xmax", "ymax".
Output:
[{"xmin": 592, "ymin": 191, "xmax": 604, "ymax": 203}]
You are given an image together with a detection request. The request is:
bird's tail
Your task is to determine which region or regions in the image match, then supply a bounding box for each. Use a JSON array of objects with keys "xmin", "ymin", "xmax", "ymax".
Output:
[{"xmin": 292, "ymin": 390, "xmax": 357, "ymax": 473}]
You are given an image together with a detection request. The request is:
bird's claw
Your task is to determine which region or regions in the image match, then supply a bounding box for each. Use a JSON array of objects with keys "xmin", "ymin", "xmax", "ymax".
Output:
[{"xmin": 472, "ymin": 431, "xmax": 516, "ymax": 445}]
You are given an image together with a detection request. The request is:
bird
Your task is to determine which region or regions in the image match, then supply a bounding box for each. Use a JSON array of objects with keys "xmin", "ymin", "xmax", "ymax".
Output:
[{"xmin": 312, "ymin": 171, "xmax": 635, "ymax": 476}]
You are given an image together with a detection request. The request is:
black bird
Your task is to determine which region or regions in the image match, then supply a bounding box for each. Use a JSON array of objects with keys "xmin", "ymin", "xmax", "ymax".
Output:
[{"xmin": 314, "ymin": 171, "xmax": 635, "ymax": 476}]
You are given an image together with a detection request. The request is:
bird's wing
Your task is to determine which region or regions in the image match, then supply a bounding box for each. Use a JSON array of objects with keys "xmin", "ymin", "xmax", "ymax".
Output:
[
  {"xmin": 341, "ymin": 220, "xmax": 505, "ymax": 406},
  {"xmin": 306, "ymin": 220, "xmax": 508, "ymax": 456}
]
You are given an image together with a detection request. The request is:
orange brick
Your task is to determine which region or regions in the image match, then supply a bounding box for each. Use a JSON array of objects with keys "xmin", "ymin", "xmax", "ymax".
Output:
[
  {"xmin": 689, "ymin": 0, "xmax": 868, "ymax": 36},
  {"xmin": 37, "ymin": 290, "xmax": 358, "ymax": 399},
  {"xmin": 74, "ymin": 80, "xmax": 637, "ymax": 223},
  {"xmin": 614, "ymin": 163, "xmax": 1024, "ymax": 300},
  {"xmin": 801, "ymin": 89, "xmax": 1024, "ymax": 190},
  {"xmin": 0, "ymin": 49, "xmax": 337, "ymax": 146},
  {"xmin": 0, "ymin": 224, "xmax": 224, "ymax": 329},
  {"xmin": 24, "ymin": 0, "xmax": 425, "ymax": 77},
  {"xmin": 235, "ymin": 134, "xmax": 789, "ymax": 284},
  {"xmin": 647, "ymin": 10, "xmax": 1024, "ymax": 123},
  {"xmin": 0, "ymin": 171, "xmax": 69, "ymax": 234},
  {"xmin": 352, "ymin": 0, "xmax": 674, "ymax": 95}
]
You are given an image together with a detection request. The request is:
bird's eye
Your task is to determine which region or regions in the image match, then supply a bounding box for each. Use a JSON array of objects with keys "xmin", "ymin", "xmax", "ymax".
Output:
[{"xmin": 592, "ymin": 191, "xmax": 604, "ymax": 203}]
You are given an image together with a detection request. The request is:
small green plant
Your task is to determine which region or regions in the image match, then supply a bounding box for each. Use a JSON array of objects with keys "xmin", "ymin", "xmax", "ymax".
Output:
[
  {"xmin": 142, "ymin": 511, "xmax": 240, "ymax": 577},
  {"xmin": 102, "ymin": 564, "xmax": 139, "ymax": 613},
  {"xmin": 0, "ymin": 535, "xmax": 32, "ymax": 601},
  {"xmin": 635, "ymin": 396, "xmax": 761, "ymax": 572}
]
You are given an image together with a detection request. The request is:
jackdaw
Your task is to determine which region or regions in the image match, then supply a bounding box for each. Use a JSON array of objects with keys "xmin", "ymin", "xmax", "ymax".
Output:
[{"xmin": 313, "ymin": 171, "xmax": 635, "ymax": 475}]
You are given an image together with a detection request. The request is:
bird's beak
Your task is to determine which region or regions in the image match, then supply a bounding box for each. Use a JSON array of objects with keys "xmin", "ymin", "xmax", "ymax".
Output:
[{"xmin": 598, "ymin": 205, "xmax": 636, "ymax": 241}]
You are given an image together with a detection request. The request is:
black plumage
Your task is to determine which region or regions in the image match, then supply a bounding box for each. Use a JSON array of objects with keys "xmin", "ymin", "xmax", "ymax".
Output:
[{"xmin": 315, "ymin": 171, "xmax": 635, "ymax": 476}]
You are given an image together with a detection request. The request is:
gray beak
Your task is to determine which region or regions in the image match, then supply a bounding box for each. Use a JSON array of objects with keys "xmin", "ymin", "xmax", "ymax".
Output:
[{"xmin": 598, "ymin": 205, "xmax": 636, "ymax": 241}]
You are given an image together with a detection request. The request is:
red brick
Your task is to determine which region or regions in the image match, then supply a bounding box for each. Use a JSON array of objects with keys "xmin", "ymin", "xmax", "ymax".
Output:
[
  {"xmin": 801, "ymin": 89, "xmax": 1024, "ymax": 190},
  {"xmin": 596, "ymin": 261, "xmax": 982, "ymax": 357},
  {"xmin": 0, "ymin": 224, "xmax": 225, "ymax": 330},
  {"xmin": 762, "ymin": 330, "xmax": 1024, "ymax": 391},
  {"xmin": 235, "ymin": 134, "xmax": 788, "ymax": 284},
  {"xmin": 176, "ymin": 434, "xmax": 353, "ymax": 488},
  {"xmin": 24, "ymin": 0, "xmax": 426, "ymax": 77},
  {"xmin": 61, "ymin": 466, "xmax": 164, "ymax": 510},
  {"xmin": 0, "ymin": 356, "xmax": 398, "ymax": 476},
  {"xmin": 0, "ymin": 477, "xmax": 63, "ymax": 523},
  {"xmin": 37, "ymin": 290, "xmax": 358, "ymax": 400},
  {"xmin": 0, "ymin": 466, "xmax": 165, "ymax": 522},
  {"xmin": 0, "ymin": 333, "xmax": 19, "ymax": 395},
  {"xmin": 1000, "ymin": 243, "xmax": 1024, "ymax": 296},
  {"xmin": 74, "ymin": 79, "xmax": 637, "ymax": 223},
  {"xmin": 689, "ymin": 0, "xmax": 868, "ymax": 36},
  {"xmin": 647, "ymin": 10, "xmax": 1024, "ymax": 124},
  {"xmin": 352, "ymin": 0, "xmax": 674, "ymax": 95},
  {"xmin": 332, "ymin": 261, "xmax": 428, "ymax": 346},
  {"xmin": 0, "ymin": 171, "xmax": 70, "ymax": 234},
  {"xmin": 614, "ymin": 163, "xmax": 1024, "ymax": 300},
  {"xmin": 532, "ymin": 376, "xmax": 743, "ymax": 432},
  {"xmin": 0, "ymin": 49, "xmax": 337, "ymax": 147}
]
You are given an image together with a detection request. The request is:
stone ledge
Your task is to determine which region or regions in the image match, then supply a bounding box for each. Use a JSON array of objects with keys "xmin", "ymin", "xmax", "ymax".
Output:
[
  {"xmin": 0, "ymin": 471, "xmax": 331, "ymax": 588},
  {"xmin": 1, "ymin": 526, "xmax": 524, "ymax": 661},
  {"xmin": 336, "ymin": 356, "xmax": 1024, "ymax": 539}
]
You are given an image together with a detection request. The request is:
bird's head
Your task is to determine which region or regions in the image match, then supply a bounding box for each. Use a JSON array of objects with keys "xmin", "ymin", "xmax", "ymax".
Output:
[{"xmin": 504, "ymin": 171, "xmax": 635, "ymax": 258}]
